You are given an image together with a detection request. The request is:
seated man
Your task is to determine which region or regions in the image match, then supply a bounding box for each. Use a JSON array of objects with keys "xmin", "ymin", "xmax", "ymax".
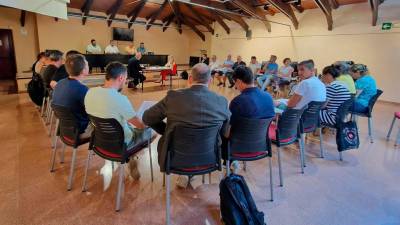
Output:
[
  {"xmin": 143, "ymin": 63, "xmax": 231, "ymax": 188},
  {"xmin": 50, "ymin": 50, "xmax": 81, "ymax": 89},
  {"xmin": 226, "ymin": 55, "xmax": 246, "ymax": 88},
  {"xmin": 257, "ymin": 55, "xmax": 278, "ymax": 91},
  {"xmin": 52, "ymin": 54, "xmax": 91, "ymax": 139},
  {"xmin": 286, "ymin": 60, "xmax": 327, "ymax": 109},
  {"xmin": 42, "ymin": 50, "xmax": 63, "ymax": 89},
  {"xmin": 216, "ymin": 54, "xmax": 234, "ymax": 87},
  {"xmin": 85, "ymin": 62, "xmax": 153, "ymax": 187},
  {"xmin": 127, "ymin": 52, "xmax": 146, "ymax": 89},
  {"xmin": 223, "ymin": 67, "xmax": 275, "ymax": 171}
]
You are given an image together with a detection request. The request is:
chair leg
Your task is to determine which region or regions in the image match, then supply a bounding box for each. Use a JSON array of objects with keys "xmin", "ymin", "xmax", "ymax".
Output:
[
  {"xmin": 298, "ymin": 138, "xmax": 305, "ymax": 174},
  {"xmin": 339, "ymin": 152, "xmax": 343, "ymax": 161},
  {"xmin": 387, "ymin": 116, "xmax": 396, "ymax": 141},
  {"xmin": 115, "ymin": 163, "xmax": 125, "ymax": 212},
  {"xmin": 202, "ymin": 175, "xmax": 205, "ymax": 184},
  {"xmin": 268, "ymin": 157, "xmax": 274, "ymax": 202},
  {"xmin": 163, "ymin": 173, "xmax": 166, "ymax": 187},
  {"xmin": 40, "ymin": 96, "xmax": 46, "ymax": 117},
  {"xmin": 48, "ymin": 110, "xmax": 54, "ymax": 136},
  {"xmin": 319, "ymin": 128, "xmax": 324, "ymax": 158},
  {"xmin": 226, "ymin": 160, "xmax": 230, "ymax": 177},
  {"xmin": 277, "ymin": 147, "xmax": 283, "ymax": 187},
  {"xmin": 209, "ymin": 172, "xmax": 211, "ymax": 184},
  {"xmin": 395, "ymin": 127, "xmax": 400, "ymax": 146},
  {"xmin": 82, "ymin": 150, "xmax": 92, "ymax": 192},
  {"xmin": 166, "ymin": 174, "xmax": 171, "ymax": 225},
  {"xmin": 50, "ymin": 140, "xmax": 58, "ymax": 172},
  {"xmin": 60, "ymin": 143, "xmax": 66, "ymax": 163},
  {"xmin": 51, "ymin": 119, "xmax": 59, "ymax": 148},
  {"xmin": 148, "ymin": 139, "xmax": 154, "ymax": 182},
  {"xmin": 301, "ymin": 134, "xmax": 306, "ymax": 168},
  {"xmin": 368, "ymin": 117, "xmax": 374, "ymax": 143},
  {"xmin": 67, "ymin": 147, "xmax": 78, "ymax": 191},
  {"xmin": 243, "ymin": 162, "xmax": 247, "ymax": 171}
]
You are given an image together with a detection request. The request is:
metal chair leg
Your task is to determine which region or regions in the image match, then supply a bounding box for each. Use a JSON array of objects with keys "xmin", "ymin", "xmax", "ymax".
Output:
[
  {"xmin": 50, "ymin": 141, "xmax": 58, "ymax": 172},
  {"xmin": 82, "ymin": 150, "xmax": 92, "ymax": 192},
  {"xmin": 60, "ymin": 143, "xmax": 66, "ymax": 163},
  {"xmin": 395, "ymin": 127, "xmax": 400, "ymax": 146},
  {"xmin": 115, "ymin": 163, "xmax": 125, "ymax": 212},
  {"xmin": 149, "ymin": 139, "xmax": 154, "ymax": 182},
  {"xmin": 387, "ymin": 116, "xmax": 396, "ymax": 141},
  {"xmin": 269, "ymin": 157, "xmax": 274, "ymax": 202},
  {"xmin": 277, "ymin": 147, "xmax": 283, "ymax": 187},
  {"xmin": 166, "ymin": 174, "xmax": 171, "ymax": 225},
  {"xmin": 339, "ymin": 152, "xmax": 343, "ymax": 161},
  {"xmin": 226, "ymin": 160, "xmax": 230, "ymax": 176},
  {"xmin": 319, "ymin": 128, "xmax": 324, "ymax": 158},
  {"xmin": 202, "ymin": 175, "xmax": 205, "ymax": 184},
  {"xmin": 40, "ymin": 96, "xmax": 46, "ymax": 117},
  {"xmin": 51, "ymin": 119, "xmax": 59, "ymax": 148},
  {"xmin": 209, "ymin": 172, "xmax": 211, "ymax": 184},
  {"xmin": 48, "ymin": 110, "xmax": 54, "ymax": 136},
  {"xmin": 67, "ymin": 147, "xmax": 78, "ymax": 191},
  {"xmin": 298, "ymin": 138, "xmax": 305, "ymax": 174},
  {"xmin": 243, "ymin": 162, "xmax": 247, "ymax": 171},
  {"xmin": 368, "ymin": 117, "xmax": 374, "ymax": 143},
  {"xmin": 301, "ymin": 134, "xmax": 306, "ymax": 168},
  {"xmin": 163, "ymin": 173, "xmax": 166, "ymax": 187}
]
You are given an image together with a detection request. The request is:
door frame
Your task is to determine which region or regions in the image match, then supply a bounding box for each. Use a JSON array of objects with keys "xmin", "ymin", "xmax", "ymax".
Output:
[{"xmin": 0, "ymin": 29, "xmax": 17, "ymax": 80}]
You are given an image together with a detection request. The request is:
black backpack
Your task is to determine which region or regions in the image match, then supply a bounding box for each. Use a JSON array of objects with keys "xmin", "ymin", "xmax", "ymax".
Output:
[
  {"xmin": 180, "ymin": 70, "xmax": 188, "ymax": 80},
  {"xmin": 336, "ymin": 120, "xmax": 360, "ymax": 152},
  {"xmin": 220, "ymin": 174, "xmax": 266, "ymax": 225},
  {"xmin": 27, "ymin": 73, "xmax": 45, "ymax": 106}
]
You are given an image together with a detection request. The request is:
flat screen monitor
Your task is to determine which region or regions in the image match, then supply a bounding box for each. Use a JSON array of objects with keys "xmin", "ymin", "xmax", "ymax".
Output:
[{"xmin": 113, "ymin": 28, "xmax": 134, "ymax": 42}]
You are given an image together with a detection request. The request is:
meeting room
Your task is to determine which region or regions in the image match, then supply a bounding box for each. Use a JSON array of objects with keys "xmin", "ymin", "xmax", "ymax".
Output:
[{"xmin": 0, "ymin": 0, "xmax": 399, "ymax": 225}]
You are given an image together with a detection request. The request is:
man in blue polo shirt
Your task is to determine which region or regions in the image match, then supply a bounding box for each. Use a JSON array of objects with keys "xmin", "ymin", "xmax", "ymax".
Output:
[
  {"xmin": 223, "ymin": 66, "xmax": 275, "ymax": 172},
  {"xmin": 52, "ymin": 54, "xmax": 91, "ymax": 138}
]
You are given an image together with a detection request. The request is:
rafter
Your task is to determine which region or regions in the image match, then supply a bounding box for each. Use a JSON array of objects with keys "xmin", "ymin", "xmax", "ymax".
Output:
[
  {"xmin": 162, "ymin": 14, "xmax": 175, "ymax": 32},
  {"xmin": 181, "ymin": 18, "xmax": 206, "ymax": 41},
  {"xmin": 230, "ymin": 0, "xmax": 271, "ymax": 32},
  {"xmin": 186, "ymin": 4, "xmax": 214, "ymax": 34},
  {"xmin": 146, "ymin": 0, "xmax": 168, "ymax": 30},
  {"xmin": 329, "ymin": 0, "xmax": 340, "ymax": 9},
  {"xmin": 127, "ymin": 0, "xmax": 147, "ymax": 28},
  {"xmin": 80, "ymin": 0, "xmax": 94, "ymax": 25},
  {"xmin": 313, "ymin": 0, "xmax": 333, "ymax": 30},
  {"xmin": 106, "ymin": 0, "xmax": 124, "ymax": 27},
  {"xmin": 369, "ymin": 0, "xmax": 382, "ymax": 26},
  {"xmin": 267, "ymin": 0, "xmax": 299, "ymax": 29},
  {"xmin": 291, "ymin": 4, "xmax": 304, "ymax": 13},
  {"xmin": 169, "ymin": 1, "xmax": 184, "ymax": 34},
  {"xmin": 214, "ymin": 14, "xmax": 230, "ymax": 34},
  {"xmin": 20, "ymin": 10, "xmax": 26, "ymax": 27}
]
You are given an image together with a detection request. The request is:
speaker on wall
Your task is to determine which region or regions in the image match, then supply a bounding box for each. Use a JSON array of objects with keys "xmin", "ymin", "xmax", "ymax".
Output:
[{"xmin": 246, "ymin": 30, "xmax": 252, "ymax": 40}]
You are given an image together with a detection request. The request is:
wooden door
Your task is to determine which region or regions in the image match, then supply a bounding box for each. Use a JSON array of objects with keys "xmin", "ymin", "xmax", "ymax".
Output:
[{"xmin": 0, "ymin": 29, "xmax": 17, "ymax": 80}]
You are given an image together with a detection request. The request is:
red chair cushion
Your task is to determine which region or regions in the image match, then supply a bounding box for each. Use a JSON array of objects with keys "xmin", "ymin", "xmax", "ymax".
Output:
[
  {"xmin": 303, "ymin": 125, "xmax": 316, "ymax": 133},
  {"xmin": 179, "ymin": 164, "xmax": 214, "ymax": 172},
  {"xmin": 62, "ymin": 136, "xmax": 75, "ymax": 146},
  {"xmin": 395, "ymin": 112, "xmax": 400, "ymax": 119},
  {"xmin": 268, "ymin": 124, "xmax": 296, "ymax": 144},
  {"xmin": 94, "ymin": 146, "xmax": 121, "ymax": 158},
  {"xmin": 232, "ymin": 152, "xmax": 266, "ymax": 158}
]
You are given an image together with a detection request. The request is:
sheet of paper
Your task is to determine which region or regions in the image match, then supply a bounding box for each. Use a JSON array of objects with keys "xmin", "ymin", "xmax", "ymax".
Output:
[{"xmin": 136, "ymin": 101, "xmax": 157, "ymax": 120}]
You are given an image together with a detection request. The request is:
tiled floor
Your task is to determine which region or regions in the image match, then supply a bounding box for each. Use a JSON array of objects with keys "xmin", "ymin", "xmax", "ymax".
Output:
[{"xmin": 0, "ymin": 80, "xmax": 399, "ymax": 225}]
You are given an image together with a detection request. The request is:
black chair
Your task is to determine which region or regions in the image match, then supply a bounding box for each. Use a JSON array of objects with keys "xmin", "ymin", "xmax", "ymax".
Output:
[
  {"xmin": 299, "ymin": 101, "xmax": 326, "ymax": 162},
  {"xmin": 165, "ymin": 125, "xmax": 222, "ymax": 225},
  {"xmin": 50, "ymin": 104, "xmax": 91, "ymax": 191},
  {"xmin": 226, "ymin": 117, "xmax": 274, "ymax": 201},
  {"xmin": 82, "ymin": 115, "xmax": 154, "ymax": 212},
  {"xmin": 320, "ymin": 98, "xmax": 354, "ymax": 161},
  {"xmin": 351, "ymin": 89, "xmax": 383, "ymax": 143},
  {"xmin": 269, "ymin": 107, "xmax": 306, "ymax": 187}
]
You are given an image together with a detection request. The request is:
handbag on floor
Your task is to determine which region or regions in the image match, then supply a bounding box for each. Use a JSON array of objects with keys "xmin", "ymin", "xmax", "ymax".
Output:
[
  {"xmin": 220, "ymin": 174, "xmax": 266, "ymax": 225},
  {"xmin": 27, "ymin": 73, "xmax": 45, "ymax": 106},
  {"xmin": 336, "ymin": 121, "xmax": 360, "ymax": 152}
]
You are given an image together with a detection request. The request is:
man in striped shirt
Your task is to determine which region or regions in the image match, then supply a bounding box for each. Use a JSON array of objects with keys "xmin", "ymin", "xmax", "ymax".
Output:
[{"xmin": 319, "ymin": 65, "xmax": 351, "ymax": 126}]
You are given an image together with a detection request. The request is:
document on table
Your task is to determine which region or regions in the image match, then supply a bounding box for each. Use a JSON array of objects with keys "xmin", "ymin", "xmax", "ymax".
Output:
[{"xmin": 136, "ymin": 101, "xmax": 157, "ymax": 120}]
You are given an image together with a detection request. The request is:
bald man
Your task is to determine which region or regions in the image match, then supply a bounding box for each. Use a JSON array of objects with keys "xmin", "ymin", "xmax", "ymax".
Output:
[
  {"xmin": 143, "ymin": 63, "xmax": 231, "ymax": 180},
  {"xmin": 127, "ymin": 52, "xmax": 146, "ymax": 89}
]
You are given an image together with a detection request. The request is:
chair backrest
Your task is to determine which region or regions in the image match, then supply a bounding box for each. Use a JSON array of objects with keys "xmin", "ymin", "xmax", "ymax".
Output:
[
  {"xmin": 167, "ymin": 124, "xmax": 221, "ymax": 173},
  {"xmin": 300, "ymin": 101, "xmax": 326, "ymax": 133},
  {"xmin": 277, "ymin": 107, "xmax": 306, "ymax": 144},
  {"xmin": 335, "ymin": 98, "xmax": 354, "ymax": 126},
  {"xmin": 51, "ymin": 104, "xmax": 80, "ymax": 147},
  {"xmin": 230, "ymin": 117, "xmax": 273, "ymax": 157},
  {"xmin": 366, "ymin": 89, "xmax": 383, "ymax": 117},
  {"xmin": 88, "ymin": 115, "xmax": 125, "ymax": 162}
]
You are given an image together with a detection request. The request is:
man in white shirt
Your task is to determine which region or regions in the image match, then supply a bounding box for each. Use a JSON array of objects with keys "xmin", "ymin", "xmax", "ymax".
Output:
[
  {"xmin": 209, "ymin": 55, "xmax": 221, "ymax": 77},
  {"xmin": 286, "ymin": 59, "xmax": 326, "ymax": 109},
  {"xmin": 86, "ymin": 39, "xmax": 102, "ymax": 54},
  {"xmin": 248, "ymin": 56, "xmax": 261, "ymax": 76},
  {"xmin": 104, "ymin": 40, "xmax": 120, "ymax": 54}
]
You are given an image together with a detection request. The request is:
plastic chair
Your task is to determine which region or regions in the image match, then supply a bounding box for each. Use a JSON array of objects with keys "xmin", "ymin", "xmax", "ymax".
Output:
[
  {"xmin": 82, "ymin": 115, "xmax": 154, "ymax": 212},
  {"xmin": 320, "ymin": 98, "xmax": 354, "ymax": 161},
  {"xmin": 299, "ymin": 101, "xmax": 326, "ymax": 162},
  {"xmin": 352, "ymin": 89, "xmax": 383, "ymax": 143},
  {"xmin": 386, "ymin": 111, "xmax": 400, "ymax": 146},
  {"xmin": 50, "ymin": 104, "xmax": 91, "ymax": 191},
  {"xmin": 270, "ymin": 107, "xmax": 306, "ymax": 187},
  {"xmin": 226, "ymin": 117, "xmax": 274, "ymax": 201},
  {"xmin": 165, "ymin": 125, "xmax": 222, "ymax": 225}
]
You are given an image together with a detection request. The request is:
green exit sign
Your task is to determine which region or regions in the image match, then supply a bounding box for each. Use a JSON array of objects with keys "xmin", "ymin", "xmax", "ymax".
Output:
[{"xmin": 382, "ymin": 22, "xmax": 393, "ymax": 30}]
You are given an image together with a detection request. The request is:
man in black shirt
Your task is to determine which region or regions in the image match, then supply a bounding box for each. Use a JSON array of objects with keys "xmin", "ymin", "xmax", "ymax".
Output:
[
  {"xmin": 41, "ymin": 50, "xmax": 63, "ymax": 89},
  {"xmin": 227, "ymin": 55, "xmax": 246, "ymax": 88},
  {"xmin": 127, "ymin": 52, "xmax": 146, "ymax": 89},
  {"xmin": 50, "ymin": 50, "xmax": 81, "ymax": 89}
]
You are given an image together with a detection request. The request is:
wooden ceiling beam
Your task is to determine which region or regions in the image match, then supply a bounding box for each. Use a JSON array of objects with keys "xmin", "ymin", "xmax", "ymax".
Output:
[
  {"xmin": 169, "ymin": 1, "xmax": 183, "ymax": 34},
  {"xmin": 127, "ymin": 0, "xmax": 147, "ymax": 28},
  {"xmin": 181, "ymin": 18, "xmax": 206, "ymax": 41},
  {"xmin": 146, "ymin": 0, "xmax": 168, "ymax": 30},
  {"xmin": 186, "ymin": 4, "xmax": 214, "ymax": 34},
  {"xmin": 369, "ymin": 0, "xmax": 383, "ymax": 26},
  {"xmin": 20, "ymin": 10, "xmax": 26, "ymax": 27},
  {"xmin": 81, "ymin": 0, "xmax": 94, "ymax": 25},
  {"xmin": 329, "ymin": 0, "xmax": 340, "ymax": 9},
  {"xmin": 106, "ymin": 0, "xmax": 124, "ymax": 27},
  {"xmin": 230, "ymin": 0, "xmax": 271, "ymax": 32},
  {"xmin": 163, "ymin": 14, "xmax": 175, "ymax": 32},
  {"xmin": 267, "ymin": 0, "xmax": 299, "ymax": 29},
  {"xmin": 214, "ymin": 14, "xmax": 230, "ymax": 34},
  {"xmin": 313, "ymin": 0, "xmax": 333, "ymax": 30},
  {"xmin": 291, "ymin": 4, "xmax": 304, "ymax": 13}
]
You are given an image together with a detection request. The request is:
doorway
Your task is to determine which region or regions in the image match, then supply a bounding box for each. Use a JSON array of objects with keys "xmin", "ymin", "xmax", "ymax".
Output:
[{"xmin": 0, "ymin": 29, "xmax": 17, "ymax": 94}]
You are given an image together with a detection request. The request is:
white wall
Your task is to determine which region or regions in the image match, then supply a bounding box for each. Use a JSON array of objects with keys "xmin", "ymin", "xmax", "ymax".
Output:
[{"xmin": 210, "ymin": 0, "xmax": 400, "ymax": 103}]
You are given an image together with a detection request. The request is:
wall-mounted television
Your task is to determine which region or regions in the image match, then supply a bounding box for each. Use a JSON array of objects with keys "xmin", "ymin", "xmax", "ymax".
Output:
[{"xmin": 112, "ymin": 28, "xmax": 134, "ymax": 42}]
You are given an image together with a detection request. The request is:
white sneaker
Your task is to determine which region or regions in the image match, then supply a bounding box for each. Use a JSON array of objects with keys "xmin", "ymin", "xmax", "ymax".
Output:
[{"xmin": 100, "ymin": 160, "xmax": 113, "ymax": 191}]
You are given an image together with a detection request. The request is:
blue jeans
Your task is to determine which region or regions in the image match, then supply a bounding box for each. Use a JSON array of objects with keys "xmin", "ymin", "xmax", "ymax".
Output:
[
  {"xmin": 257, "ymin": 74, "xmax": 273, "ymax": 91},
  {"xmin": 352, "ymin": 101, "xmax": 368, "ymax": 114}
]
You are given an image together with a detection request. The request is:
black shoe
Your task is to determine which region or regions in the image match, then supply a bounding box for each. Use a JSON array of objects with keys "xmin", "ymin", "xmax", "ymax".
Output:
[{"xmin": 217, "ymin": 82, "xmax": 223, "ymax": 86}]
